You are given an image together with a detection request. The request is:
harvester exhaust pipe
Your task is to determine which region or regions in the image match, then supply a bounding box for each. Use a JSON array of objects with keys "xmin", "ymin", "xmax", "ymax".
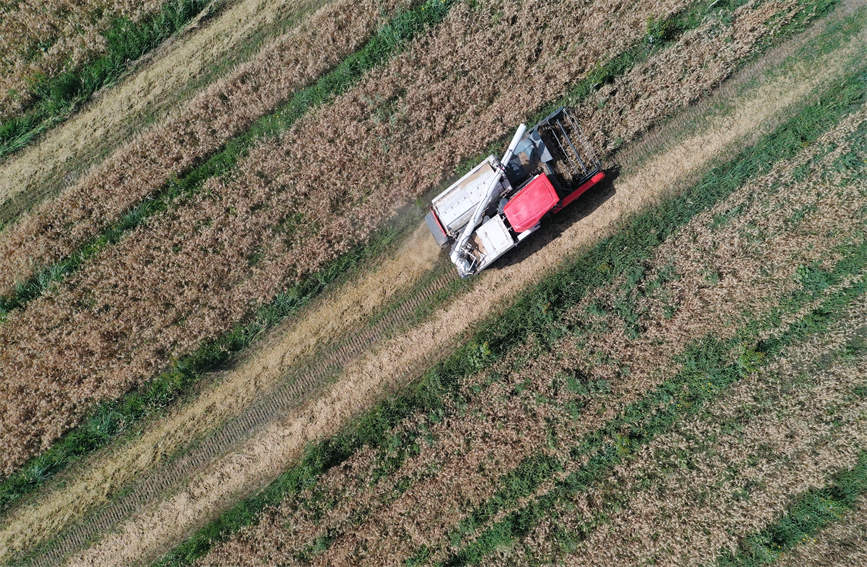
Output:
[{"xmin": 450, "ymin": 123, "xmax": 527, "ymax": 277}]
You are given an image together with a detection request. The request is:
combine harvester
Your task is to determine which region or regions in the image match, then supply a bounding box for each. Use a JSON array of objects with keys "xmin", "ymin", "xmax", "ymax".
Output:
[{"xmin": 426, "ymin": 107, "xmax": 605, "ymax": 277}]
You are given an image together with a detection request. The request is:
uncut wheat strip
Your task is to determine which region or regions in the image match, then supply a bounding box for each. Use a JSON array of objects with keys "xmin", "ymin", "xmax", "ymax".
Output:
[
  {"xmin": 0, "ymin": 0, "xmax": 696, "ymax": 479},
  {"xmin": 61, "ymin": 37, "xmax": 861, "ymax": 566},
  {"xmin": 0, "ymin": 0, "xmax": 328, "ymax": 224},
  {"xmin": 577, "ymin": 0, "xmax": 808, "ymax": 154},
  {"xmin": 0, "ymin": 0, "xmax": 412, "ymax": 295},
  {"xmin": 0, "ymin": 223, "xmax": 443, "ymax": 561},
  {"xmin": 507, "ymin": 303, "xmax": 867, "ymax": 566},
  {"xmin": 0, "ymin": 0, "xmax": 165, "ymax": 117},
  {"xmin": 775, "ymin": 495, "xmax": 867, "ymax": 567},
  {"xmin": 197, "ymin": 94, "xmax": 867, "ymax": 566}
]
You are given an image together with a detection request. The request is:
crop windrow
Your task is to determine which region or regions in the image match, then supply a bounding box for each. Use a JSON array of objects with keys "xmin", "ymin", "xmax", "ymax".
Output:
[
  {"xmin": 715, "ymin": 453, "xmax": 867, "ymax": 567},
  {"xmin": 152, "ymin": 56, "xmax": 866, "ymax": 567},
  {"xmin": 0, "ymin": 0, "xmax": 220, "ymax": 160},
  {"xmin": 0, "ymin": 0, "xmax": 833, "ymax": 517}
]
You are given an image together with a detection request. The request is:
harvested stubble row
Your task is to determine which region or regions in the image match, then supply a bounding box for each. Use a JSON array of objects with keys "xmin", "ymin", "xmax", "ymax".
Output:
[
  {"xmin": 0, "ymin": 0, "xmax": 703, "ymax": 477},
  {"xmin": 0, "ymin": 0, "xmax": 824, "ymax": 483},
  {"xmin": 0, "ymin": 0, "xmax": 165, "ymax": 118},
  {"xmin": 0, "ymin": 0, "xmax": 413, "ymax": 295},
  {"xmin": 197, "ymin": 109, "xmax": 866, "ymax": 566}
]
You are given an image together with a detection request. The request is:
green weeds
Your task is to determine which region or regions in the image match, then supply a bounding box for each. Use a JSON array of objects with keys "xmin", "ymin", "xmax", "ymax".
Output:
[
  {"xmin": 447, "ymin": 273, "xmax": 865, "ymax": 565},
  {"xmin": 716, "ymin": 452, "xmax": 867, "ymax": 566},
  {"xmin": 0, "ymin": 0, "xmax": 217, "ymax": 160}
]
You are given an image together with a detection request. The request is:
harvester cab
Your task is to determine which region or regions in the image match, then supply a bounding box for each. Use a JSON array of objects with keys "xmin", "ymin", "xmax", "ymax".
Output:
[{"xmin": 425, "ymin": 107, "xmax": 605, "ymax": 277}]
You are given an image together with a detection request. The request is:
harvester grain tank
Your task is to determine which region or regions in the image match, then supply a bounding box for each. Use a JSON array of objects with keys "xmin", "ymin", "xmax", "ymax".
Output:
[{"xmin": 426, "ymin": 108, "xmax": 605, "ymax": 277}]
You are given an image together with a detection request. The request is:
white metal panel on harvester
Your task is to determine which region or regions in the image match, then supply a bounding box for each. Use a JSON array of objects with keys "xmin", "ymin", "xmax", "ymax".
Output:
[
  {"xmin": 431, "ymin": 156, "xmax": 503, "ymax": 234},
  {"xmin": 476, "ymin": 215, "xmax": 514, "ymax": 263}
]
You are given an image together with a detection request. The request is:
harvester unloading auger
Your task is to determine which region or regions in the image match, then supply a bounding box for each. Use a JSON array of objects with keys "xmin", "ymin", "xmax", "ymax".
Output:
[{"xmin": 426, "ymin": 107, "xmax": 605, "ymax": 277}]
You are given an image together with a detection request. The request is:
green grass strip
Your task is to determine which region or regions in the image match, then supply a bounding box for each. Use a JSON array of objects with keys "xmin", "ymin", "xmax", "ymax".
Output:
[
  {"xmin": 0, "ymin": 0, "xmax": 457, "ymax": 516},
  {"xmin": 446, "ymin": 260, "xmax": 866, "ymax": 565},
  {"xmin": 0, "ymin": 0, "xmax": 218, "ymax": 160},
  {"xmin": 440, "ymin": 239, "xmax": 867, "ymax": 562},
  {"xmin": 152, "ymin": 40, "xmax": 865, "ymax": 567},
  {"xmin": 716, "ymin": 452, "xmax": 867, "ymax": 566}
]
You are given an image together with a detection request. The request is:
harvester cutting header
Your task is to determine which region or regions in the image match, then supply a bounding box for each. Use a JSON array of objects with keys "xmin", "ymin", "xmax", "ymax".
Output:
[{"xmin": 426, "ymin": 108, "xmax": 605, "ymax": 277}]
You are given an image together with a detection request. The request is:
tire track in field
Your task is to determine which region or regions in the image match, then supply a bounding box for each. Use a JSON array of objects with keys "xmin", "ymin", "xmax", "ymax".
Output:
[
  {"xmin": 12, "ymin": 269, "xmax": 456, "ymax": 567},
  {"xmin": 64, "ymin": 29, "xmax": 866, "ymax": 567}
]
